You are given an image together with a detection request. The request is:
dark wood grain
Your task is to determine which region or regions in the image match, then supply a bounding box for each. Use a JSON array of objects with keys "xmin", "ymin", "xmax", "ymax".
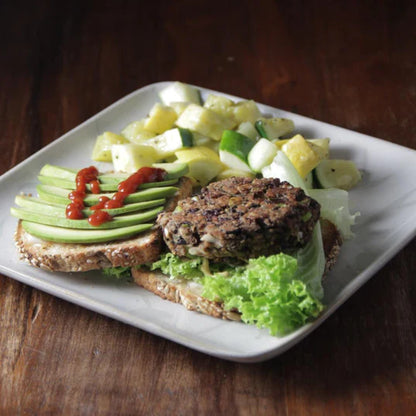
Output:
[{"xmin": 1, "ymin": 0, "xmax": 415, "ymax": 415}]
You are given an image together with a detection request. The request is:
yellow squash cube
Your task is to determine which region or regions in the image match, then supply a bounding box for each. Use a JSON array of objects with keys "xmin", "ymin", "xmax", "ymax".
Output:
[
  {"xmin": 91, "ymin": 132, "xmax": 128, "ymax": 162},
  {"xmin": 175, "ymin": 146, "xmax": 224, "ymax": 186},
  {"xmin": 232, "ymin": 100, "xmax": 261, "ymax": 124},
  {"xmin": 176, "ymin": 104, "xmax": 234, "ymax": 141},
  {"xmin": 121, "ymin": 120, "xmax": 156, "ymax": 143},
  {"xmin": 144, "ymin": 103, "xmax": 178, "ymax": 134},
  {"xmin": 281, "ymin": 134, "xmax": 322, "ymax": 178}
]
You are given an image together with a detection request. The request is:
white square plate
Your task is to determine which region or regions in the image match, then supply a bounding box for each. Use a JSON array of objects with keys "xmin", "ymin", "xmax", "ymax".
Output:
[{"xmin": 1, "ymin": 82, "xmax": 416, "ymax": 362}]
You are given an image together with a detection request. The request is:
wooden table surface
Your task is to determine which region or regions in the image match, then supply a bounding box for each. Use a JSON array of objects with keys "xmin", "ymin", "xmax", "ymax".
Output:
[{"xmin": 1, "ymin": 1, "xmax": 415, "ymax": 415}]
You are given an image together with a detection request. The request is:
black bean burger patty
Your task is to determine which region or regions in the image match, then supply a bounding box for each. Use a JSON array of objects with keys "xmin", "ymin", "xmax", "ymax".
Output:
[{"xmin": 157, "ymin": 177, "xmax": 320, "ymax": 261}]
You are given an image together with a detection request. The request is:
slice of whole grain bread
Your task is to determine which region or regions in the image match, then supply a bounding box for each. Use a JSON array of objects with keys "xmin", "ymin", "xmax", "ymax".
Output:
[{"xmin": 14, "ymin": 177, "xmax": 193, "ymax": 272}]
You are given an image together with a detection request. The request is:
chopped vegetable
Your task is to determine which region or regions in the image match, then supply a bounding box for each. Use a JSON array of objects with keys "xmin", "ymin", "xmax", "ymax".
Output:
[
  {"xmin": 314, "ymin": 159, "xmax": 361, "ymax": 190},
  {"xmin": 92, "ymin": 132, "xmax": 128, "ymax": 162},
  {"xmin": 219, "ymin": 130, "xmax": 255, "ymax": 172},
  {"xmin": 144, "ymin": 103, "xmax": 178, "ymax": 134}
]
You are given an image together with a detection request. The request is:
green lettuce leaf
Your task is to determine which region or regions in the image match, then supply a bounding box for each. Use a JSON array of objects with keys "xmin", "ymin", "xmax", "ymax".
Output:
[
  {"xmin": 102, "ymin": 266, "xmax": 132, "ymax": 280},
  {"xmin": 203, "ymin": 253, "xmax": 323, "ymax": 335},
  {"xmin": 150, "ymin": 253, "xmax": 205, "ymax": 279},
  {"xmin": 151, "ymin": 252, "xmax": 324, "ymax": 335}
]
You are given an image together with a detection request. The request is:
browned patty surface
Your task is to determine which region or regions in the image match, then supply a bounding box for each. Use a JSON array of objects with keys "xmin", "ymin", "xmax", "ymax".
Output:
[{"xmin": 157, "ymin": 177, "xmax": 320, "ymax": 261}]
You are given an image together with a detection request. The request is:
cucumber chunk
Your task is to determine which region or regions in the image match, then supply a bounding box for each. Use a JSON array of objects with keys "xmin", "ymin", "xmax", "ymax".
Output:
[
  {"xmin": 92, "ymin": 132, "xmax": 128, "ymax": 162},
  {"xmin": 111, "ymin": 144, "xmax": 158, "ymax": 173},
  {"xmin": 121, "ymin": 120, "xmax": 156, "ymax": 143},
  {"xmin": 247, "ymin": 138, "xmax": 278, "ymax": 173},
  {"xmin": 144, "ymin": 127, "xmax": 193, "ymax": 158},
  {"xmin": 21, "ymin": 221, "xmax": 153, "ymax": 244},
  {"xmin": 314, "ymin": 159, "xmax": 362, "ymax": 190},
  {"xmin": 159, "ymin": 82, "xmax": 201, "ymax": 105},
  {"xmin": 176, "ymin": 104, "xmax": 235, "ymax": 141},
  {"xmin": 236, "ymin": 121, "xmax": 259, "ymax": 141},
  {"xmin": 255, "ymin": 118, "xmax": 295, "ymax": 140},
  {"xmin": 219, "ymin": 130, "xmax": 255, "ymax": 172},
  {"xmin": 304, "ymin": 171, "xmax": 314, "ymax": 189}
]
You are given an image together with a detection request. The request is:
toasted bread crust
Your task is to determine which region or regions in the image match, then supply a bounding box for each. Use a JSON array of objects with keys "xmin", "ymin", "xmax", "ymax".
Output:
[
  {"xmin": 132, "ymin": 219, "xmax": 342, "ymax": 322},
  {"xmin": 14, "ymin": 177, "xmax": 193, "ymax": 272},
  {"xmin": 132, "ymin": 270, "xmax": 241, "ymax": 321}
]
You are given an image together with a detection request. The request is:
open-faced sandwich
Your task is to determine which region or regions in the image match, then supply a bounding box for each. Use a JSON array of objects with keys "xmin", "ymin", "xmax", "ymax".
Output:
[{"xmin": 11, "ymin": 82, "xmax": 360, "ymax": 335}]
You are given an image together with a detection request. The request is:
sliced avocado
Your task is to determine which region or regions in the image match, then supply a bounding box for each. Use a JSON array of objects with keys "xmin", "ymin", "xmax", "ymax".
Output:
[
  {"xmin": 37, "ymin": 175, "xmax": 178, "ymax": 192},
  {"xmin": 21, "ymin": 221, "xmax": 153, "ymax": 244},
  {"xmin": 151, "ymin": 162, "xmax": 189, "ymax": 179},
  {"xmin": 39, "ymin": 163, "xmax": 188, "ymax": 184},
  {"xmin": 37, "ymin": 176, "xmax": 117, "ymax": 192},
  {"xmin": 15, "ymin": 195, "xmax": 166, "ymax": 217},
  {"xmin": 37, "ymin": 184, "xmax": 178, "ymax": 206},
  {"xmin": 11, "ymin": 206, "xmax": 163, "ymax": 229},
  {"xmin": 39, "ymin": 164, "xmax": 78, "ymax": 181}
]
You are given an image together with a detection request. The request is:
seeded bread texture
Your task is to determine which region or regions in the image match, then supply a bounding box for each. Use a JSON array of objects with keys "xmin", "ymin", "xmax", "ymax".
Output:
[{"xmin": 14, "ymin": 177, "xmax": 193, "ymax": 272}]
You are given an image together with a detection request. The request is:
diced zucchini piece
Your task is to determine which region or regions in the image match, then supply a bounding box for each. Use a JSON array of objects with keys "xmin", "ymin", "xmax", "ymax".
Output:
[
  {"xmin": 247, "ymin": 138, "xmax": 278, "ymax": 173},
  {"xmin": 159, "ymin": 82, "xmax": 201, "ymax": 105},
  {"xmin": 175, "ymin": 146, "xmax": 224, "ymax": 186},
  {"xmin": 255, "ymin": 117, "xmax": 295, "ymax": 140},
  {"xmin": 203, "ymin": 94, "xmax": 237, "ymax": 127},
  {"xmin": 144, "ymin": 103, "xmax": 178, "ymax": 134},
  {"xmin": 281, "ymin": 134, "xmax": 323, "ymax": 178},
  {"xmin": 144, "ymin": 127, "xmax": 193, "ymax": 158},
  {"xmin": 232, "ymin": 100, "xmax": 261, "ymax": 124},
  {"xmin": 304, "ymin": 171, "xmax": 314, "ymax": 188},
  {"xmin": 192, "ymin": 133, "xmax": 219, "ymax": 153},
  {"xmin": 91, "ymin": 132, "xmax": 128, "ymax": 162},
  {"xmin": 170, "ymin": 101, "xmax": 191, "ymax": 116},
  {"xmin": 216, "ymin": 168, "xmax": 255, "ymax": 180},
  {"xmin": 236, "ymin": 121, "xmax": 259, "ymax": 141},
  {"xmin": 308, "ymin": 138, "xmax": 330, "ymax": 159},
  {"xmin": 111, "ymin": 144, "xmax": 158, "ymax": 173},
  {"xmin": 314, "ymin": 159, "xmax": 362, "ymax": 190},
  {"xmin": 121, "ymin": 120, "xmax": 156, "ymax": 143},
  {"xmin": 176, "ymin": 104, "xmax": 235, "ymax": 141},
  {"xmin": 219, "ymin": 130, "xmax": 255, "ymax": 173}
]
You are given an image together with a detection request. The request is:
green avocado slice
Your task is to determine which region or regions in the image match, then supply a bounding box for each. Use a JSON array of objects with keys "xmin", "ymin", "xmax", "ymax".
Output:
[
  {"xmin": 11, "ymin": 206, "xmax": 163, "ymax": 229},
  {"xmin": 39, "ymin": 162, "xmax": 188, "ymax": 183},
  {"xmin": 21, "ymin": 221, "xmax": 153, "ymax": 244},
  {"xmin": 14, "ymin": 195, "xmax": 166, "ymax": 217},
  {"xmin": 37, "ymin": 175, "xmax": 178, "ymax": 192},
  {"xmin": 36, "ymin": 184, "xmax": 178, "ymax": 206}
]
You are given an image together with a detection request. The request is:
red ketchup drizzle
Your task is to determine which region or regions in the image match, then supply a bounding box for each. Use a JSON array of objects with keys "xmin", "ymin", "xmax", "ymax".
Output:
[
  {"xmin": 66, "ymin": 166, "xmax": 166, "ymax": 227},
  {"xmin": 66, "ymin": 166, "xmax": 99, "ymax": 220}
]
